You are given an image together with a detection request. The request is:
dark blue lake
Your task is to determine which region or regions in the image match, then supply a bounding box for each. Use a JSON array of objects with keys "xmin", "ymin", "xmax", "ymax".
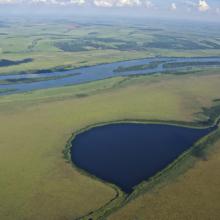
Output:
[{"xmin": 71, "ymin": 123, "xmax": 215, "ymax": 193}]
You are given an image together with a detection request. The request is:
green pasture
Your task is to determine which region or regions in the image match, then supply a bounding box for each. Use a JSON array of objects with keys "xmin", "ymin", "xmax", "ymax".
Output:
[
  {"xmin": 0, "ymin": 69, "xmax": 220, "ymax": 219},
  {"xmin": 1, "ymin": 20, "xmax": 220, "ymax": 75}
]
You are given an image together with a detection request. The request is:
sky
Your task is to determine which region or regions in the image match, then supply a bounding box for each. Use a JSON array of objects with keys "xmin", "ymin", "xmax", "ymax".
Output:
[{"xmin": 0, "ymin": 0, "xmax": 220, "ymax": 21}]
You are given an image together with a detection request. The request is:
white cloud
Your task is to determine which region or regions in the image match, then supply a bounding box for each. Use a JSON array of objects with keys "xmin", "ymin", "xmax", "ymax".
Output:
[
  {"xmin": 171, "ymin": 2, "xmax": 177, "ymax": 10},
  {"xmin": 198, "ymin": 0, "xmax": 209, "ymax": 12},
  {"xmin": 116, "ymin": 0, "xmax": 141, "ymax": 7},
  {"xmin": 70, "ymin": 0, "xmax": 85, "ymax": 5},
  {"xmin": 182, "ymin": 0, "xmax": 211, "ymax": 12},
  {"xmin": 33, "ymin": 0, "xmax": 85, "ymax": 6},
  {"xmin": 0, "ymin": 0, "xmax": 17, "ymax": 4},
  {"xmin": 96, "ymin": 0, "xmax": 142, "ymax": 7},
  {"xmin": 0, "ymin": 0, "xmax": 86, "ymax": 5},
  {"xmin": 0, "ymin": 0, "xmax": 216, "ymax": 13},
  {"xmin": 93, "ymin": 0, "xmax": 113, "ymax": 7},
  {"xmin": 0, "ymin": 0, "xmax": 151, "ymax": 7},
  {"xmin": 93, "ymin": 0, "xmax": 146, "ymax": 7}
]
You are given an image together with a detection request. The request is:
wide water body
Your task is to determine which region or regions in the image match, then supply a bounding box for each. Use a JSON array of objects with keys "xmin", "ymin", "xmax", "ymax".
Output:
[{"xmin": 71, "ymin": 123, "xmax": 215, "ymax": 193}]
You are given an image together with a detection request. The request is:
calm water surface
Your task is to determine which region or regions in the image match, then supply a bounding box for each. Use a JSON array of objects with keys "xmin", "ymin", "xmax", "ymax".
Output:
[
  {"xmin": 71, "ymin": 123, "xmax": 215, "ymax": 193},
  {"xmin": 1, "ymin": 56, "xmax": 220, "ymax": 95}
]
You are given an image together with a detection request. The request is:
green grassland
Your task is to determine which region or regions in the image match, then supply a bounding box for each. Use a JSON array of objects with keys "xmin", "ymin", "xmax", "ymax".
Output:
[
  {"xmin": 1, "ymin": 18, "xmax": 220, "ymax": 220},
  {"xmin": 0, "ymin": 68, "xmax": 220, "ymax": 220},
  {"xmin": 1, "ymin": 19, "xmax": 220, "ymax": 75}
]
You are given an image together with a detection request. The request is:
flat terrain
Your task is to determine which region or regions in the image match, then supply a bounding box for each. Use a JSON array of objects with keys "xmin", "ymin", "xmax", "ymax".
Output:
[
  {"xmin": 0, "ymin": 70, "xmax": 220, "ymax": 220},
  {"xmin": 1, "ymin": 19, "xmax": 220, "ymax": 75},
  {"xmin": 0, "ymin": 18, "xmax": 220, "ymax": 220}
]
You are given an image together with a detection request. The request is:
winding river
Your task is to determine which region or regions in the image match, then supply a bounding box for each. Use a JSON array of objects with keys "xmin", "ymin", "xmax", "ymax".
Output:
[{"xmin": 1, "ymin": 56, "xmax": 220, "ymax": 95}]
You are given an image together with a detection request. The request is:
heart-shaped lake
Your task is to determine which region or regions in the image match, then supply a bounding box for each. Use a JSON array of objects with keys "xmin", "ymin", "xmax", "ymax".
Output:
[{"xmin": 71, "ymin": 123, "xmax": 215, "ymax": 193}]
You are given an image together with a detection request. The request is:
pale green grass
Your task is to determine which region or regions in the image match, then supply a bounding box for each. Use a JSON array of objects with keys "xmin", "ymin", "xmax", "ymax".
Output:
[
  {"xmin": 1, "ymin": 21, "xmax": 220, "ymax": 75},
  {"xmin": 0, "ymin": 70, "xmax": 220, "ymax": 219}
]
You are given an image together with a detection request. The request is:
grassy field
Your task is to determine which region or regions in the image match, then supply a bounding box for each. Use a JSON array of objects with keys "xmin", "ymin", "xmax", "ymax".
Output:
[
  {"xmin": 109, "ymin": 136, "xmax": 220, "ymax": 220},
  {"xmin": 1, "ymin": 19, "xmax": 220, "ymax": 75},
  {"xmin": 0, "ymin": 69, "xmax": 220, "ymax": 220}
]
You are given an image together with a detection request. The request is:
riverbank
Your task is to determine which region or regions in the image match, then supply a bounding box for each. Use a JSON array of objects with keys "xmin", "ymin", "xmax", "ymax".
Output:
[
  {"xmin": 1, "ymin": 56, "xmax": 220, "ymax": 96},
  {"xmin": 66, "ymin": 115, "xmax": 220, "ymax": 220}
]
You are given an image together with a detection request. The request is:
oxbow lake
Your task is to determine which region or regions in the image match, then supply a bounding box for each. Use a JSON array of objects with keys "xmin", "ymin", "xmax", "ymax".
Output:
[{"xmin": 71, "ymin": 123, "xmax": 216, "ymax": 193}]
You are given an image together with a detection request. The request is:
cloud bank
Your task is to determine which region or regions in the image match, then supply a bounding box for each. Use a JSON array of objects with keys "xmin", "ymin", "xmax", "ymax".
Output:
[{"xmin": 0, "ymin": 0, "xmax": 218, "ymax": 15}]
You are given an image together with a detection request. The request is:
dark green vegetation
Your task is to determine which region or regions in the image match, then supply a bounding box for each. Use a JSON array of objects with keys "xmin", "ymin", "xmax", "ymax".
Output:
[
  {"xmin": 54, "ymin": 37, "xmax": 126, "ymax": 52},
  {"xmin": 114, "ymin": 61, "xmax": 220, "ymax": 74},
  {"xmin": 1, "ymin": 18, "xmax": 220, "ymax": 76},
  {"xmin": 200, "ymin": 40, "xmax": 220, "ymax": 49},
  {"xmin": 54, "ymin": 34, "xmax": 220, "ymax": 52},
  {"xmin": 0, "ymin": 58, "xmax": 32, "ymax": 67},
  {"xmin": 163, "ymin": 61, "xmax": 220, "ymax": 69},
  {"xmin": 145, "ymin": 34, "xmax": 219, "ymax": 50},
  {"xmin": 199, "ymin": 102, "xmax": 220, "ymax": 126},
  {"xmin": 114, "ymin": 61, "xmax": 164, "ymax": 72},
  {"xmin": 0, "ymin": 88, "xmax": 16, "ymax": 94},
  {"xmin": 0, "ymin": 73, "xmax": 78, "ymax": 85}
]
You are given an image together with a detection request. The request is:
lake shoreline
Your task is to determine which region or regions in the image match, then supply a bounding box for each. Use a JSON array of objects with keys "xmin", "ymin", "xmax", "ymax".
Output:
[{"xmin": 65, "ymin": 116, "xmax": 220, "ymax": 219}]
